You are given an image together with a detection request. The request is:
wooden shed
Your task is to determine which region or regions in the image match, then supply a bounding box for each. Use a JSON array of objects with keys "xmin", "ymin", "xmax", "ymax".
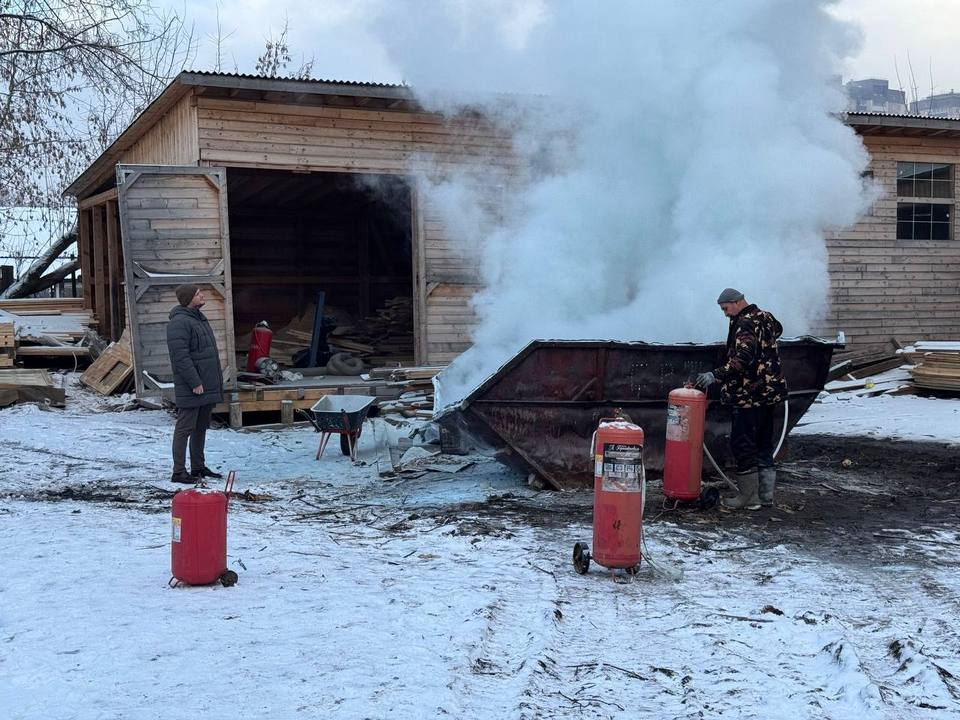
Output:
[
  {"xmin": 66, "ymin": 72, "xmax": 511, "ymax": 414},
  {"xmin": 822, "ymin": 113, "xmax": 960, "ymax": 358}
]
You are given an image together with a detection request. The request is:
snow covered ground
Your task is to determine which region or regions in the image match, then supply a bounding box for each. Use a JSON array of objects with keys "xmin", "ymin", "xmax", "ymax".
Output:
[{"xmin": 2, "ymin": 373, "xmax": 959, "ymax": 719}]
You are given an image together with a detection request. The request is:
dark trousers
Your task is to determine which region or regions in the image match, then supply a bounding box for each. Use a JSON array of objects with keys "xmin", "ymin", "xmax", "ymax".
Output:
[
  {"xmin": 730, "ymin": 404, "xmax": 779, "ymax": 473},
  {"xmin": 172, "ymin": 404, "xmax": 213, "ymax": 474}
]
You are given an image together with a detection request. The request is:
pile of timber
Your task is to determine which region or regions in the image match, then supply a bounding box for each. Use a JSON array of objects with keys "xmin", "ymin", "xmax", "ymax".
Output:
[
  {"xmin": 329, "ymin": 296, "xmax": 414, "ymax": 364},
  {"xmin": 903, "ymin": 342, "xmax": 960, "ymax": 392},
  {"xmin": 823, "ymin": 350, "xmax": 915, "ymax": 397},
  {"xmin": 0, "ymin": 322, "xmax": 14, "ymax": 368},
  {"xmin": 0, "ymin": 298, "xmax": 94, "ymax": 362},
  {"xmin": 368, "ymin": 365, "xmax": 441, "ymax": 419}
]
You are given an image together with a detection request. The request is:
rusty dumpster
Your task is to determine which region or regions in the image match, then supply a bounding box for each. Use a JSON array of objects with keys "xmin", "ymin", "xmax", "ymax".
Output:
[{"xmin": 435, "ymin": 338, "xmax": 838, "ymax": 490}]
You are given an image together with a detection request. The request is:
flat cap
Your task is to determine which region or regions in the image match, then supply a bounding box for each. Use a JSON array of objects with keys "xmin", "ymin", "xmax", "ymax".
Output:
[{"xmin": 716, "ymin": 288, "xmax": 744, "ymax": 304}]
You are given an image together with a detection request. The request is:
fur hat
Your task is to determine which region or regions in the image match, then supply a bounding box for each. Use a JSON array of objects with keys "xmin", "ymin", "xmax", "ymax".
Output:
[
  {"xmin": 175, "ymin": 284, "xmax": 200, "ymax": 307},
  {"xmin": 716, "ymin": 288, "xmax": 744, "ymax": 304}
]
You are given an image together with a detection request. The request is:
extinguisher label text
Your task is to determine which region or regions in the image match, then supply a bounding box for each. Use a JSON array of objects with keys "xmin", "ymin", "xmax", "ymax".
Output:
[
  {"xmin": 666, "ymin": 404, "xmax": 690, "ymax": 441},
  {"xmin": 601, "ymin": 443, "xmax": 642, "ymax": 491},
  {"xmin": 172, "ymin": 516, "xmax": 182, "ymax": 543}
]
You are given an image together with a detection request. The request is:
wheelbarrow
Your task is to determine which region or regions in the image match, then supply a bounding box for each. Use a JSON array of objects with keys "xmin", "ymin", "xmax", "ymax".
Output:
[{"xmin": 297, "ymin": 395, "xmax": 375, "ymax": 463}]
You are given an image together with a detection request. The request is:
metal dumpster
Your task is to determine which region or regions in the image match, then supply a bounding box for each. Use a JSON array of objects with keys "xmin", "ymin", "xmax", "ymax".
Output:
[{"xmin": 435, "ymin": 338, "xmax": 838, "ymax": 490}]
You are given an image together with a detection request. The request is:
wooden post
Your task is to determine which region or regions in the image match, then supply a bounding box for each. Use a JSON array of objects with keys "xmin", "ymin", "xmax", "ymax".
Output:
[
  {"xmin": 358, "ymin": 213, "xmax": 370, "ymax": 319},
  {"xmin": 78, "ymin": 209, "xmax": 94, "ymax": 312},
  {"xmin": 105, "ymin": 200, "xmax": 121, "ymax": 341},
  {"xmin": 92, "ymin": 204, "xmax": 108, "ymax": 335},
  {"xmin": 0, "ymin": 265, "xmax": 12, "ymax": 294},
  {"xmin": 229, "ymin": 402, "xmax": 242, "ymax": 428},
  {"xmin": 281, "ymin": 399, "xmax": 294, "ymax": 425}
]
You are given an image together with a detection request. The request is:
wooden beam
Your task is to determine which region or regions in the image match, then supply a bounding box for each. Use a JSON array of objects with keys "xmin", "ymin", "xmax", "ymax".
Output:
[
  {"xmin": 358, "ymin": 213, "xmax": 370, "ymax": 318},
  {"xmin": 77, "ymin": 209, "xmax": 94, "ymax": 312},
  {"xmin": 105, "ymin": 199, "xmax": 122, "ymax": 341},
  {"xmin": 77, "ymin": 186, "xmax": 118, "ymax": 210},
  {"xmin": 91, "ymin": 206, "xmax": 108, "ymax": 332}
]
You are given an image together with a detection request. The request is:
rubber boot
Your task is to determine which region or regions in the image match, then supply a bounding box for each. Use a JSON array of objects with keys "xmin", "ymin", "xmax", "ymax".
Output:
[
  {"xmin": 758, "ymin": 467, "xmax": 777, "ymax": 507},
  {"xmin": 722, "ymin": 469, "xmax": 761, "ymax": 511}
]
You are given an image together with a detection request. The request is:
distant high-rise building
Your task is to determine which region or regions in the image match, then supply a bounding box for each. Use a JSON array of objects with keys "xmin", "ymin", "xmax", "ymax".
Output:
[
  {"xmin": 844, "ymin": 78, "xmax": 907, "ymax": 114},
  {"xmin": 910, "ymin": 91, "xmax": 960, "ymax": 119}
]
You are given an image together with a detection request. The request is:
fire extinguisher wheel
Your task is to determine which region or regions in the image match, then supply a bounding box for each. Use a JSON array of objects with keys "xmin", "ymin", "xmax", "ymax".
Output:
[
  {"xmin": 624, "ymin": 564, "xmax": 641, "ymax": 576},
  {"xmin": 219, "ymin": 570, "xmax": 239, "ymax": 587},
  {"xmin": 698, "ymin": 487, "xmax": 720, "ymax": 510},
  {"xmin": 572, "ymin": 542, "xmax": 591, "ymax": 575}
]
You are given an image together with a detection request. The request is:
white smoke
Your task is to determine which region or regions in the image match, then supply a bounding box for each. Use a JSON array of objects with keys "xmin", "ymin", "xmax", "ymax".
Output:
[{"xmin": 372, "ymin": 0, "xmax": 872, "ymax": 405}]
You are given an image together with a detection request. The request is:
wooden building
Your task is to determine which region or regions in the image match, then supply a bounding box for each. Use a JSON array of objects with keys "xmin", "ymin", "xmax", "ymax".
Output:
[
  {"xmin": 66, "ymin": 72, "xmax": 509, "ymax": 406},
  {"xmin": 67, "ymin": 76, "xmax": 960, "ymax": 410},
  {"xmin": 823, "ymin": 113, "xmax": 960, "ymax": 357}
]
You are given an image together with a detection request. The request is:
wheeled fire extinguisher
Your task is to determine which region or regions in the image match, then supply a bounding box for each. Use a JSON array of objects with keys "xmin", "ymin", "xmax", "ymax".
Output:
[
  {"xmin": 170, "ymin": 471, "xmax": 238, "ymax": 587},
  {"xmin": 573, "ymin": 417, "xmax": 645, "ymax": 576},
  {"xmin": 246, "ymin": 321, "xmax": 273, "ymax": 373}
]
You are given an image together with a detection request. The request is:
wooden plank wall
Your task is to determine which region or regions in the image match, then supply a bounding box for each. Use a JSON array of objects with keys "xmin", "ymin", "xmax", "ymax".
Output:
[
  {"xmin": 119, "ymin": 93, "xmax": 199, "ymax": 167},
  {"xmin": 196, "ymin": 96, "xmax": 513, "ymax": 364},
  {"xmin": 120, "ymin": 172, "xmax": 233, "ymax": 383},
  {"xmin": 820, "ymin": 134, "xmax": 960, "ymax": 356}
]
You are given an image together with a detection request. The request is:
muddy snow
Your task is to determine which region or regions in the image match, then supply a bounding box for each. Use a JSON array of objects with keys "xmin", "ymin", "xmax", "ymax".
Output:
[{"xmin": 1, "ymin": 374, "xmax": 959, "ymax": 719}]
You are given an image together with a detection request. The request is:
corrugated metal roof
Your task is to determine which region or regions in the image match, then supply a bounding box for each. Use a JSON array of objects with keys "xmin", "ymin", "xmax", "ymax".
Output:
[
  {"xmin": 847, "ymin": 111, "xmax": 960, "ymax": 122},
  {"xmin": 183, "ymin": 69, "xmax": 407, "ymax": 90}
]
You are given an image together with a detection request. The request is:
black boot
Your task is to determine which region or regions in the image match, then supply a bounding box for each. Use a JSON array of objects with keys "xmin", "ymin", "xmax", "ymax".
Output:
[
  {"xmin": 192, "ymin": 466, "xmax": 223, "ymax": 479},
  {"xmin": 171, "ymin": 470, "xmax": 195, "ymax": 484}
]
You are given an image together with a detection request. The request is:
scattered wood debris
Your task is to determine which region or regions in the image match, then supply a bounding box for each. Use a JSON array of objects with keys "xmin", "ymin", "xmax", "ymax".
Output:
[
  {"xmin": 0, "ymin": 368, "xmax": 66, "ymax": 407},
  {"xmin": 329, "ymin": 296, "xmax": 414, "ymax": 364},
  {"xmin": 80, "ymin": 330, "xmax": 133, "ymax": 396}
]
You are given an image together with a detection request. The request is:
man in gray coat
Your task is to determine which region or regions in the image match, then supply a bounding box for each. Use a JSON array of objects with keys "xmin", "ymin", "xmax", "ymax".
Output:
[{"xmin": 166, "ymin": 284, "xmax": 224, "ymax": 484}]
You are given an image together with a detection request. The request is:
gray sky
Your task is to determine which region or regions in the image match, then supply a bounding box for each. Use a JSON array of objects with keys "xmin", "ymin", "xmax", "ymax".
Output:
[
  {"xmin": 832, "ymin": 0, "xmax": 960, "ymax": 99},
  {"xmin": 166, "ymin": 0, "xmax": 960, "ymax": 99}
]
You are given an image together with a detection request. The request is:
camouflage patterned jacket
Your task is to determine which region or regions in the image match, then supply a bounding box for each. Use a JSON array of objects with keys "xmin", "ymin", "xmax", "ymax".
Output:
[{"xmin": 712, "ymin": 304, "xmax": 788, "ymax": 408}]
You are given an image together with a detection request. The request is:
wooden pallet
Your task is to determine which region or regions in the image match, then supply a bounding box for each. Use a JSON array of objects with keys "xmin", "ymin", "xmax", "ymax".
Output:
[{"xmin": 79, "ymin": 330, "xmax": 132, "ymax": 395}]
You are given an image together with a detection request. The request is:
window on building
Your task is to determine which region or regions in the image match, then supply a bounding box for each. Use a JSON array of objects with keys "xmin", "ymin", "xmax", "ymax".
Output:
[
  {"xmin": 896, "ymin": 162, "xmax": 953, "ymax": 198},
  {"xmin": 896, "ymin": 162, "xmax": 954, "ymax": 240}
]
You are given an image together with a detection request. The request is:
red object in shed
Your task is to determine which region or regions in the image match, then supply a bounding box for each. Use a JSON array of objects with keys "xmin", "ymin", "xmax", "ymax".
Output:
[
  {"xmin": 171, "ymin": 472, "xmax": 235, "ymax": 586},
  {"xmin": 662, "ymin": 388, "xmax": 707, "ymax": 501},
  {"xmin": 246, "ymin": 321, "xmax": 273, "ymax": 372},
  {"xmin": 573, "ymin": 418, "xmax": 645, "ymax": 575}
]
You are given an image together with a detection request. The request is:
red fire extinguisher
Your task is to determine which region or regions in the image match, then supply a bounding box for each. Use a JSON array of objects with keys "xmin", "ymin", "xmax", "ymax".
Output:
[
  {"xmin": 170, "ymin": 471, "xmax": 238, "ymax": 587},
  {"xmin": 246, "ymin": 321, "xmax": 273, "ymax": 373},
  {"xmin": 663, "ymin": 388, "xmax": 707, "ymax": 501},
  {"xmin": 573, "ymin": 417, "xmax": 645, "ymax": 576}
]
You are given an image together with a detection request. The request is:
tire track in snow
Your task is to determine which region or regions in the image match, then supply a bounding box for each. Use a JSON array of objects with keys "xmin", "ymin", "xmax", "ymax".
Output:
[{"xmin": 442, "ymin": 526, "xmax": 562, "ymax": 718}]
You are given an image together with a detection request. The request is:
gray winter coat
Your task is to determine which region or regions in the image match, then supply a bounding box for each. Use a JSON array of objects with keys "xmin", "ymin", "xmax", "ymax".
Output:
[{"xmin": 166, "ymin": 305, "xmax": 224, "ymax": 408}]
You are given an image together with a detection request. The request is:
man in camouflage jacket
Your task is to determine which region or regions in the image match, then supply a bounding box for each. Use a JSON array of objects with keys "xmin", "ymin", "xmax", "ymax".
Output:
[{"xmin": 696, "ymin": 288, "xmax": 788, "ymax": 510}]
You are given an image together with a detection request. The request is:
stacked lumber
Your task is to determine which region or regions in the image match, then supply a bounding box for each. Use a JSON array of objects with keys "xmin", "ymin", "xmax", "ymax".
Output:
[
  {"xmin": 0, "ymin": 368, "xmax": 66, "ymax": 407},
  {"xmin": 79, "ymin": 330, "xmax": 133, "ymax": 396},
  {"xmin": 329, "ymin": 296, "xmax": 414, "ymax": 363},
  {"xmin": 378, "ymin": 391, "xmax": 435, "ymax": 420},
  {"xmin": 0, "ymin": 322, "xmax": 14, "ymax": 368},
  {"xmin": 907, "ymin": 342, "xmax": 960, "ymax": 392},
  {"xmin": 0, "ymin": 298, "xmax": 94, "ymax": 361}
]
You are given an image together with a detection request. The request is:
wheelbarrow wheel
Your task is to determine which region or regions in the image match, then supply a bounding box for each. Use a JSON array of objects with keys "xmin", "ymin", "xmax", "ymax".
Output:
[
  {"xmin": 572, "ymin": 542, "xmax": 591, "ymax": 575},
  {"xmin": 340, "ymin": 429, "xmax": 361, "ymax": 456}
]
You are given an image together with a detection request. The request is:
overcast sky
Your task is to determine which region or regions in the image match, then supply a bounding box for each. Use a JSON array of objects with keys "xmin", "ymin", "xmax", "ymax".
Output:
[{"xmin": 165, "ymin": 0, "xmax": 960, "ymax": 100}]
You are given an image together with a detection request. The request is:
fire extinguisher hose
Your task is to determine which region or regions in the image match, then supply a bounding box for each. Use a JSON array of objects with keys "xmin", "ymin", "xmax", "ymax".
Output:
[
  {"xmin": 702, "ymin": 400, "xmax": 790, "ymax": 489},
  {"xmin": 639, "ymin": 468, "xmax": 684, "ymax": 582}
]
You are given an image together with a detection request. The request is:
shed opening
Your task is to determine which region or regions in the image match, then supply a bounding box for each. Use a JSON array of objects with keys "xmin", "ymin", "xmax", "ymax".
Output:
[{"xmin": 226, "ymin": 168, "xmax": 415, "ymax": 372}]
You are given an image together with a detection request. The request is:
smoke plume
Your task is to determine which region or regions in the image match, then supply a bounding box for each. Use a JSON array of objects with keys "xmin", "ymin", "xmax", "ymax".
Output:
[{"xmin": 373, "ymin": 0, "xmax": 872, "ymax": 405}]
